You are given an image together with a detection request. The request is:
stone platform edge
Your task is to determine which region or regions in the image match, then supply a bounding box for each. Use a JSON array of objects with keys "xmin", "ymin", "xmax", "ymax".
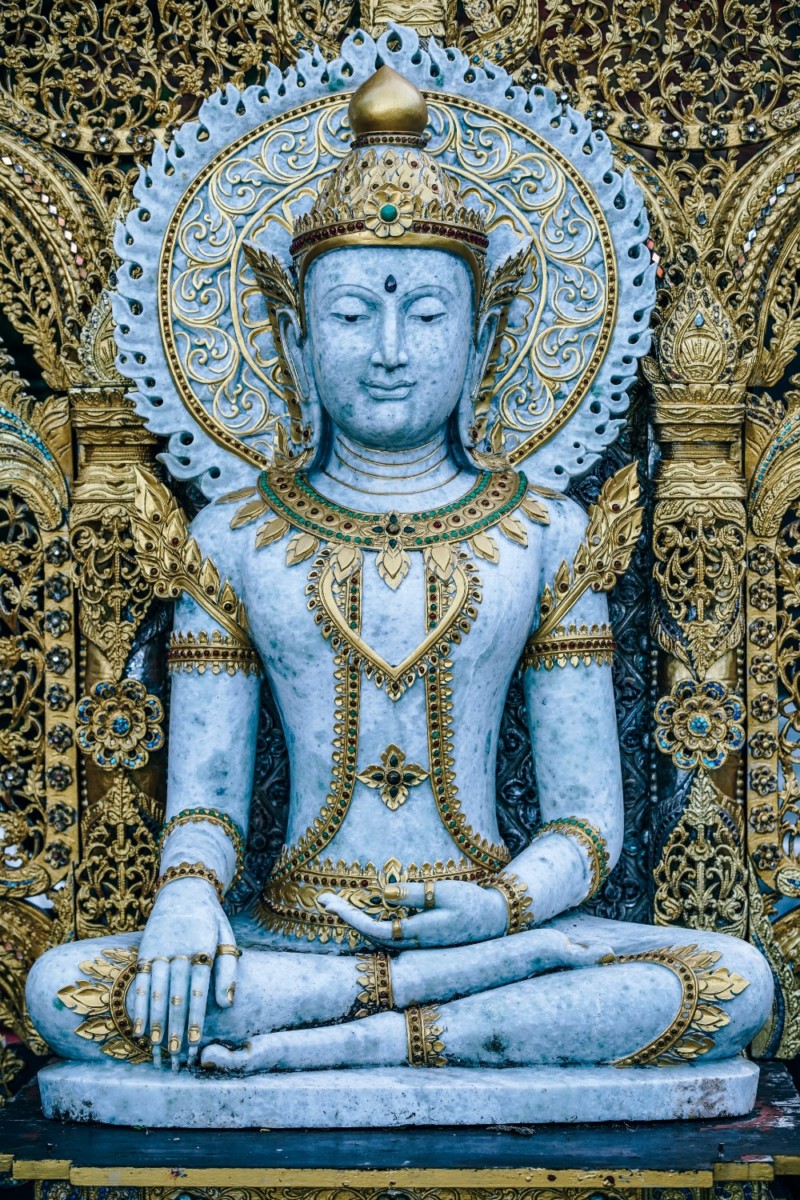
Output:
[{"xmin": 38, "ymin": 1057, "xmax": 760, "ymax": 1128}]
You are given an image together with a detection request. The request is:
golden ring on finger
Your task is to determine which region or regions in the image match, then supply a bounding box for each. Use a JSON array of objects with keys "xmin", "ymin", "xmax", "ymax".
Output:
[
  {"xmin": 136, "ymin": 960, "xmax": 152, "ymax": 974},
  {"xmin": 191, "ymin": 952, "xmax": 213, "ymax": 967},
  {"xmin": 423, "ymin": 879, "xmax": 435, "ymax": 910},
  {"xmin": 384, "ymin": 884, "xmax": 407, "ymax": 903},
  {"xmin": 392, "ymin": 917, "xmax": 403, "ymax": 942},
  {"xmin": 170, "ymin": 996, "xmax": 183, "ymax": 1006},
  {"xmin": 216, "ymin": 944, "xmax": 241, "ymax": 957},
  {"xmin": 188, "ymin": 1024, "xmax": 201, "ymax": 1044},
  {"xmin": 152, "ymin": 991, "xmax": 163, "ymax": 1000},
  {"xmin": 171, "ymin": 954, "xmax": 191, "ymax": 962},
  {"xmin": 151, "ymin": 956, "xmax": 170, "ymax": 965}
]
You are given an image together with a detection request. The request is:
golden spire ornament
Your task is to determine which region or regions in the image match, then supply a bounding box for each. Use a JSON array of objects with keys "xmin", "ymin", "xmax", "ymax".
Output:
[{"xmin": 288, "ymin": 66, "xmax": 489, "ymax": 297}]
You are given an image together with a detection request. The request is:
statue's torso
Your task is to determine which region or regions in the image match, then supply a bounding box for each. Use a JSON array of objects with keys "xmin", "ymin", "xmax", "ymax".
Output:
[{"xmin": 230, "ymin": 466, "xmax": 550, "ymax": 943}]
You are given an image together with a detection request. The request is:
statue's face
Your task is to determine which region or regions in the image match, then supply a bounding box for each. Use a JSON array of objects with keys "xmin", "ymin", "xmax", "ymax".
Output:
[{"xmin": 300, "ymin": 246, "xmax": 476, "ymax": 449}]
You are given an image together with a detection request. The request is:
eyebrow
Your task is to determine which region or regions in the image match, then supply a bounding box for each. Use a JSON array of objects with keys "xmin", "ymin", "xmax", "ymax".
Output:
[{"xmin": 322, "ymin": 284, "xmax": 454, "ymax": 303}]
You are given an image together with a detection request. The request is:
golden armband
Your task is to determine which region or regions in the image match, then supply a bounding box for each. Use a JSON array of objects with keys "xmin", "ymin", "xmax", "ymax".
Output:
[
  {"xmin": 168, "ymin": 630, "xmax": 261, "ymax": 677},
  {"xmin": 522, "ymin": 623, "xmax": 615, "ymax": 671}
]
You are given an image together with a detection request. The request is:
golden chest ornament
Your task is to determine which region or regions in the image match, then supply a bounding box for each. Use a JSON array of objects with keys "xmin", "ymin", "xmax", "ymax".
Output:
[
  {"xmin": 229, "ymin": 466, "xmax": 548, "ymax": 700},
  {"xmin": 226, "ymin": 465, "xmax": 548, "ymax": 943}
]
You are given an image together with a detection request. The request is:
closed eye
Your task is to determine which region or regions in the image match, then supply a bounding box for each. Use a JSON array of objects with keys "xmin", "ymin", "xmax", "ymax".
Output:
[{"xmin": 333, "ymin": 312, "xmax": 369, "ymax": 324}]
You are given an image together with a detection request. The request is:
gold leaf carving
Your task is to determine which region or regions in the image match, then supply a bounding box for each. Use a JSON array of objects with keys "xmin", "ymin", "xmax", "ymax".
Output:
[
  {"xmin": 255, "ymin": 516, "xmax": 290, "ymax": 550},
  {"xmin": 537, "ymin": 463, "xmax": 642, "ymax": 640},
  {"xmin": 132, "ymin": 467, "xmax": 248, "ymax": 643},
  {"xmin": 654, "ymin": 771, "xmax": 747, "ymax": 939},
  {"xmin": 286, "ymin": 531, "xmax": 320, "ymax": 566},
  {"xmin": 471, "ymin": 531, "xmax": 500, "ymax": 563}
]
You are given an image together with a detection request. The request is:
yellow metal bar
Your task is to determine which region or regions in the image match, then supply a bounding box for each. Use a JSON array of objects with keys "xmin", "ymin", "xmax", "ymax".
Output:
[
  {"xmin": 67, "ymin": 1165, "xmax": 716, "ymax": 1189},
  {"xmin": 12, "ymin": 1160, "xmax": 72, "ymax": 1181},
  {"xmin": 713, "ymin": 1161, "xmax": 774, "ymax": 1181},
  {"xmin": 775, "ymin": 1156, "xmax": 800, "ymax": 1175}
]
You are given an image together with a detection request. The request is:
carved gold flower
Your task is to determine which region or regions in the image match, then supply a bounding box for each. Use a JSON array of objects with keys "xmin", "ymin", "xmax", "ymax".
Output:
[
  {"xmin": 364, "ymin": 186, "xmax": 415, "ymax": 239},
  {"xmin": 654, "ymin": 679, "xmax": 744, "ymax": 771},
  {"xmin": 76, "ymin": 679, "xmax": 163, "ymax": 771},
  {"xmin": 357, "ymin": 744, "xmax": 428, "ymax": 810}
]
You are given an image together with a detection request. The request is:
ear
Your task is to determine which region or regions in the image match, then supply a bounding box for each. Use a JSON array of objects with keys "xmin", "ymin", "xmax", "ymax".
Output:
[
  {"xmin": 278, "ymin": 307, "xmax": 310, "ymax": 403},
  {"xmin": 474, "ymin": 308, "xmax": 500, "ymax": 394}
]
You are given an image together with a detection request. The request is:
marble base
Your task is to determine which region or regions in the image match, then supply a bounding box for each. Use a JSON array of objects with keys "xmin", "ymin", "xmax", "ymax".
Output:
[{"xmin": 38, "ymin": 1057, "xmax": 760, "ymax": 1127}]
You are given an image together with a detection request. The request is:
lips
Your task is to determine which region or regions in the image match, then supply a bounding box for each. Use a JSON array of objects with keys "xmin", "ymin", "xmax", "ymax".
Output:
[{"xmin": 363, "ymin": 380, "xmax": 415, "ymax": 400}]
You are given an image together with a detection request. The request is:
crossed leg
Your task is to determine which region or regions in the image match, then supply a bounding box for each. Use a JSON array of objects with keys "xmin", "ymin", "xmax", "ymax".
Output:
[{"xmin": 26, "ymin": 911, "xmax": 772, "ymax": 1074}]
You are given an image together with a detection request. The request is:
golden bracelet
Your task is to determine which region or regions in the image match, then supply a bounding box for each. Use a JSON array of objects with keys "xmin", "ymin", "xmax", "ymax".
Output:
[
  {"xmin": 159, "ymin": 807, "xmax": 246, "ymax": 886},
  {"xmin": 482, "ymin": 871, "xmax": 533, "ymax": 935},
  {"xmin": 535, "ymin": 816, "xmax": 610, "ymax": 897},
  {"xmin": 154, "ymin": 861, "xmax": 225, "ymax": 904}
]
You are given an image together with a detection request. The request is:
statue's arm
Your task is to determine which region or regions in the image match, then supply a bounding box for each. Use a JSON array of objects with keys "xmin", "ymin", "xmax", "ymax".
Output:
[
  {"xmin": 158, "ymin": 502, "xmax": 261, "ymax": 894},
  {"xmin": 508, "ymin": 494, "xmax": 624, "ymax": 927}
]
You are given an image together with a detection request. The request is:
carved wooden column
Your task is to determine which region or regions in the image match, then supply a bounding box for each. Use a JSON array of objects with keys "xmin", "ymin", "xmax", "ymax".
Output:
[
  {"xmin": 69, "ymin": 297, "xmax": 165, "ymax": 941},
  {"xmin": 648, "ymin": 269, "xmax": 749, "ymax": 940}
]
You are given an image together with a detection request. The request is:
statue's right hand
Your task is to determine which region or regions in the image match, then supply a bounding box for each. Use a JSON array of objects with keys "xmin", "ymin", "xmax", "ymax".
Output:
[{"xmin": 132, "ymin": 877, "xmax": 238, "ymax": 1069}]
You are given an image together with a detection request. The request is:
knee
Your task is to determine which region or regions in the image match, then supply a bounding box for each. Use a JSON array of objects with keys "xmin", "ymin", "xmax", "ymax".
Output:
[
  {"xmin": 26, "ymin": 944, "xmax": 80, "ymax": 1056},
  {"xmin": 697, "ymin": 934, "xmax": 774, "ymax": 1057},
  {"xmin": 26, "ymin": 935, "xmax": 140, "ymax": 1062}
]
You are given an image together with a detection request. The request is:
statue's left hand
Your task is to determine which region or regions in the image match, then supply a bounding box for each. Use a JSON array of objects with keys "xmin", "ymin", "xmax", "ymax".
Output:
[{"xmin": 319, "ymin": 880, "xmax": 509, "ymax": 948}]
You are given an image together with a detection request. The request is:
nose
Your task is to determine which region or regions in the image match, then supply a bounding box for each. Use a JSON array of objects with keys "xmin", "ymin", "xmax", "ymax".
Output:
[{"xmin": 371, "ymin": 303, "xmax": 408, "ymax": 370}]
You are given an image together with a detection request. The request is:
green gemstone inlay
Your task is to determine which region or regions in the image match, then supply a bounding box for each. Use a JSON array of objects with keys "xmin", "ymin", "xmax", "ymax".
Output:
[{"xmin": 380, "ymin": 203, "xmax": 399, "ymax": 222}]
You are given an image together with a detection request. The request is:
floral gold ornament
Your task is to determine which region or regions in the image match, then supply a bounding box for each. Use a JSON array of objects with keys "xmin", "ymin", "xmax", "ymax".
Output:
[
  {"xmin": 654, "ymin": 680, "xmax": 745, "ymax": 771},
  {"xmin": 654, "ymin": 772, "xmax": 747, "ymax": 939},
  {"xmin": 76, "ymin": 679, "xmax": 163, "ymax": 771},
  {"xmin": 610, "ymin": 945, "xmax": 749, "ymax": 1067},
  {"xmin": 357, "ymin": 745, "xmax": 428, "ymax": 810},
  {"xmin": 56, "ymin": 947, "xmax": 153, "ymax": 1065}
]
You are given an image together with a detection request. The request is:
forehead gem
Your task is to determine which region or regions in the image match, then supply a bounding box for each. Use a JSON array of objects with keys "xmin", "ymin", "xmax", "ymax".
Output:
[
  {"xmin": 380, "ymin": 203, "xmax": 399, "ymax": 223},
  {"xmin": 384, "ymin": 274, "xmax": 397, "ymax": 293}
]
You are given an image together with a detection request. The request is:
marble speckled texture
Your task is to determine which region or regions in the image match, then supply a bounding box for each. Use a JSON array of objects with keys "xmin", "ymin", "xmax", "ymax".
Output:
[{"xmin": 39, "ymin": 1058, "xmax": 760, "ymax": 1128}]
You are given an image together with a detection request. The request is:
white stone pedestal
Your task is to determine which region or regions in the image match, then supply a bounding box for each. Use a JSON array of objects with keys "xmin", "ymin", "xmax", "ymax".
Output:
[{"xmin": 38, "ymin": 1057, "xmax": 760, "ymax": 1128}]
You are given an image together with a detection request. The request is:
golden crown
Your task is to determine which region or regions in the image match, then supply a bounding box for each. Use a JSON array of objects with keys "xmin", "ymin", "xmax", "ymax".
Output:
[{"xmin": 289, "ymin": 66, "xmax": 489, "ymax": 297}]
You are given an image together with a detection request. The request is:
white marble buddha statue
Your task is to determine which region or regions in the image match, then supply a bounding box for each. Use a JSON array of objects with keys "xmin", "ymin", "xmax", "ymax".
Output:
[{"xmin": 27, "ymin": 67, "xmax": 772, "ymax": 1111}]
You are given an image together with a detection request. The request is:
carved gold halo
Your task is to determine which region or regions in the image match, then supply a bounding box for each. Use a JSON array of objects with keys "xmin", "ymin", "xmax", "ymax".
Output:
[{"xmin": 157, "ymin": 92, "xmax": 617, "ymax": 471}]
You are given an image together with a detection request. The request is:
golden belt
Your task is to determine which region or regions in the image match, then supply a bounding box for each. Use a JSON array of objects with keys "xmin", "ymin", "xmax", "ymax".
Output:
[{"xmin": 254, "ymin": 854, "xmax": 496, "ymax": 946}]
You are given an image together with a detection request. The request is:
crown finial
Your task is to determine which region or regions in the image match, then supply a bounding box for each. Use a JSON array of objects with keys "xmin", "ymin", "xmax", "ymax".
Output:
[{"xmin": 348, "ymin": 66, "xmax": 428, "ymax": 143}]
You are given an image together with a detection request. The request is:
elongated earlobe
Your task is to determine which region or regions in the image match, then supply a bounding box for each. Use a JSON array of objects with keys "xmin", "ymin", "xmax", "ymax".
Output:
[{"xmin": 278, "ymin": 309, "xmax": 322, "ymax": 454}]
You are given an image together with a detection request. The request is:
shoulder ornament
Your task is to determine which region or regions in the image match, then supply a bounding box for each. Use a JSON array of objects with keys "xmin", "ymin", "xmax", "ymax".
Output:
[
  {"xmin": 532, "ymin": 463, "xmax": 642, "ymax": 642},
  {"xmin": 132, "ymin": 468, "xmax": 249, "ymax": 646}
]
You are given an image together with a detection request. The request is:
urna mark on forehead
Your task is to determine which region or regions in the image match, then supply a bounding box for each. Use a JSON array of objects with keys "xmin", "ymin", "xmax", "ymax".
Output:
[{"xmin": 303, "ymin": 244, "xmax": 475, "ymax": 308}]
